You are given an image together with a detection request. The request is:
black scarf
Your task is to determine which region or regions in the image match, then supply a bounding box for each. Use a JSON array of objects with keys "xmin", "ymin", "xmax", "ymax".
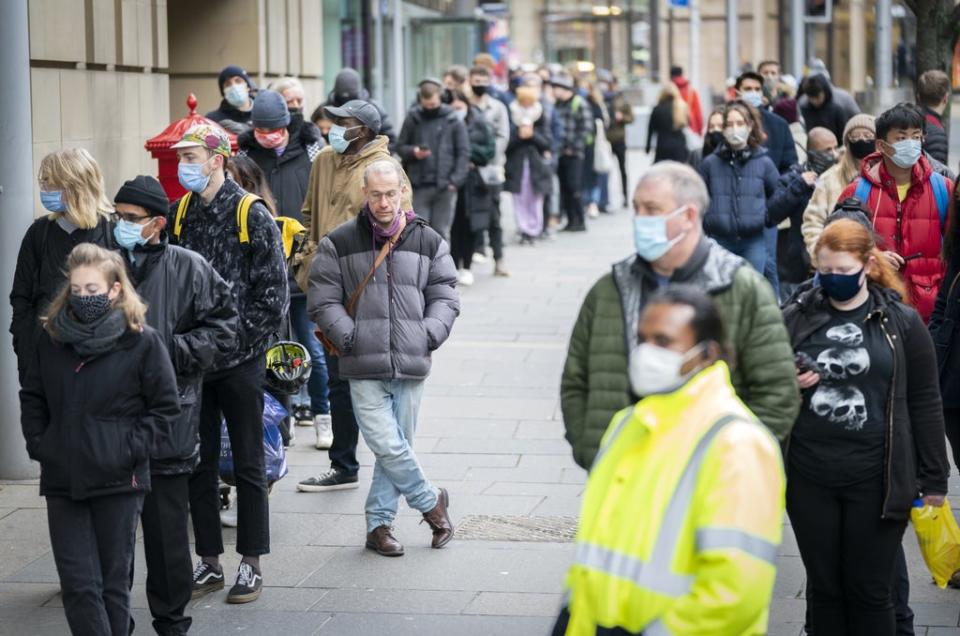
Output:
[{"xmin": 51, "ymin": 306, "xmax": 128, "ymax": 358}]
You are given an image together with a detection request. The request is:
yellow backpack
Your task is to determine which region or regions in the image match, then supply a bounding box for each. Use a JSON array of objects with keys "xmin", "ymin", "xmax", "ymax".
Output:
[{"xmin": 172, "ymin": 192, "xmax": 261, "ymax": 245}]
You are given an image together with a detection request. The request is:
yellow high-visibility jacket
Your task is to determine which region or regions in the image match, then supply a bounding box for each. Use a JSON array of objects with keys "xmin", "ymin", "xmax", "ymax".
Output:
[{"xmin": 560, "ymin": 361, "xmax": 786, "ymax": 636}]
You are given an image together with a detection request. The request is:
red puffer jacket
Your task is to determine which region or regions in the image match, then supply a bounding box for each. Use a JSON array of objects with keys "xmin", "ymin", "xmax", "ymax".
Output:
[{"xmin": 839, "ymin": 153, "xmax": 953, "ymax": 322}]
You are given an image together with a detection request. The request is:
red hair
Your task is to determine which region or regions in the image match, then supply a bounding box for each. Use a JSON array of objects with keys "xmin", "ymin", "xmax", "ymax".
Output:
[{"xmin": 816, "ymin": 219, "xmax": 910, "ymax": 303}]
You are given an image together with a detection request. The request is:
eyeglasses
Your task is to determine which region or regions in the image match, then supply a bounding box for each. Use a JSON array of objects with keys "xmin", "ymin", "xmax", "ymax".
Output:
[{"xmin": 112, "ymin": 211, "xmax": 153, "ymax": 224}]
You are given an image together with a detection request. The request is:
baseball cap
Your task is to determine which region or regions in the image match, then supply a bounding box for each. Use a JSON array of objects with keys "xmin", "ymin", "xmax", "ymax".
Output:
[
  {"xmin": 171, "ymin": 124, "xmax": 231, "ymax": 157},
  {"xmin": 323, "ymin": 99, "xmax": 382, "ymax": 134}
]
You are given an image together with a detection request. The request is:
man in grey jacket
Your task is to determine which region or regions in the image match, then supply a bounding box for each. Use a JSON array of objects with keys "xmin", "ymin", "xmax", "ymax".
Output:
[{"xmin": 308, "ymin": 160, "xmax": 460, "ymax": 557}]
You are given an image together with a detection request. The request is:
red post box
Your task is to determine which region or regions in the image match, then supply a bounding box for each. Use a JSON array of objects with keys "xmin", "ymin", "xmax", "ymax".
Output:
[{"xmin": 145, "ymin": 94, "xmax": 238, "ymax": 202}]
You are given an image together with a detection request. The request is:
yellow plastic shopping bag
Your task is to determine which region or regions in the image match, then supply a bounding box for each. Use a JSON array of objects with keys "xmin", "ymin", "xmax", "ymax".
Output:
[{"xmin": 910, "ymin": 497, "xmax": 960, "ymax": 589}]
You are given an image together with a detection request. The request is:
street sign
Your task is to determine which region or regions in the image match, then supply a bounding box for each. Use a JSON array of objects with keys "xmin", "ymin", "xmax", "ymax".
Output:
[{"xmin": 669, "ymin": 0, "xmax": 690, "ymax": 7}]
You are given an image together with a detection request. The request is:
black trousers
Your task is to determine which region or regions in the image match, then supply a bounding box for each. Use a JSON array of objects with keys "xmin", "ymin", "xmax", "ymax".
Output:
[
  {"xmin": 473, "ymin": 185, "xmax": 504, "ymax": 261},
  {"xmin": 612, "ymin": 141, "xmax": 629, "ymax": 201},
  {"xmin": 558, "ymin": 156, "xmax": 585, "ymax": 229},
  {"xmin": 943, "ymin": 408, "xmax": 960, "ymax": 475},
  {"xmin": 326, "ymin": 351, "xmax": 359, "ymax": 475},
  {"xmin": 189, "ymin": 356, "xmax": 269, "ymax": 557},
  {"xmin": 787, "ymin": 468, "xmax": 907, "ymax": 636},
  {"xmin": 142, "ymin": 473, "xmax": 192, "ymax": 635},
  {"xmin": 452, "ymin": 192, "xmax": 480, "ymax": 271},
  {"xmin": 47, "ymin": 493, "xmax": 143, "ymax": 636}
]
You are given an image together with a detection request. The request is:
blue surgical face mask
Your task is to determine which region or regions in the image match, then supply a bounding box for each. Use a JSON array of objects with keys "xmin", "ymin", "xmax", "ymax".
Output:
[
  {"xmin": 741, "ymin": 90, "xmax": 764, "ymax": 109},
  {"xmin": 114, "ymin": 218, "xmax": 152, "ymax": 250},
  {"xmin": 633, "ymin": 206, "xmax": 688, "ymax": 262},
  {"xmin": 328, "ymin": 124, "xmax": 362, "ymax": 154},
  {"xmin": 40, "ymin": 190, "xmax": 66, "ymax": 213},
  {"xmin": 224, "ymin": 84, "xmax": 249, "ymax": 108},
  {"xmin": 886, "ymin": 139, "xmax": 922, "ymax": 169},
  {"xmin": 178, "ymin": 158, "xmax": 212, "ymax": 193},
  {"xmin": 816, "ymin": 268, "xmax": 865, "ymax": 302}
]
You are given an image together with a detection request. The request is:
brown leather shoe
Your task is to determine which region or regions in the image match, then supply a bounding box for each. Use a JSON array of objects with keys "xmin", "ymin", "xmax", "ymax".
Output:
[
  {"xmin": 421, "ymin": 488, "xmax": 454, "ymax": 548},
  {"xmin": 365, "ymin": 526, "xmax": 404, "ymax": 557}
]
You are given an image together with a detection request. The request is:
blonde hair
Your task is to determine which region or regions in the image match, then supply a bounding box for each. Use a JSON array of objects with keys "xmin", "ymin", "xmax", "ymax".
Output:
[
  {"xmin": 37, "ymin": 149, "xmax": 112, "ymax": 230},
  {"xmin": 659, "ymin": 82, "xmax": 689, "ymax": 131},
  {"xmin": 44, "ymin": 243, "xmax": 147, "ymax": 339}
]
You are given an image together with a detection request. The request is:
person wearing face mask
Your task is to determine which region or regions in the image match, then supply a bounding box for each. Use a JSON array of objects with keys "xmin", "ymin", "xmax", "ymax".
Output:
[
  {"xmin": 685, "ymin": 107, "xmax": 725, "ymax": 171},
  {"xmin": 397, "ymin": 78, "xmax": 471, "ymax": 242},
  {"xmin": 205, "ymin": 65, "xmax": 257, "ymax": 135},
  {"xmin": 782, "ymin": 219, "xmax": 948, "ymax": 636},
  {"xmin": 168, "ymin": 124, "xmax": 288, "ymax": 604},
  {"xmin": 698, "ymin": 100, "xmax": 781, "ymax": 293},
  {"xmin": 799, "ymin": 74, "xmax": 849, "ymax": 142},
  {"xmin": 297, "ymin": 100, "xmax": 411, "ymax": 495},
  {"xmin": 735, "ymin": 71, "xmax": 797, "ymax": 174},
  {"xmin": 836, "ymin": 103, "xmax": 955, "ymax": 322},
  {"xmin": 561, "ymin": 162, "xmax": 799, "ymax": 470},
  {"xmin": 554, "ymin": 285, "xmax": 785, "ymax": 636},
  {"xmin": 767, "ymin": 127, "xmax": 840, "ymax": 294},
  {"xmin": 20, "ymin": 243, "xmax": 180, "ymax": 636},
  {"xmin": 112, "ymin": 175, "xmax": 238, "ymax": 634},
  {"xmin": 325, "ymin": 68, "xmax": 396, "ymax": 150},
  {"xmin": 802, "ymin": 114, "xmax": 877, "ymax": 261},
  {"xmin": 11, "ymin": 148, "xmax": 117, "ymax": 385}
]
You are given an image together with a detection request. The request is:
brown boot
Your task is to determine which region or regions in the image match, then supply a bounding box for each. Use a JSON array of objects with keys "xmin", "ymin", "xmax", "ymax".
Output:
[
  {"xmin": 421, "ymin": 488, "xmax": 454, "ymax": 548},
  {"xmin": 365, "ymin": 526, "xmax": 404, "ymax": 557}
]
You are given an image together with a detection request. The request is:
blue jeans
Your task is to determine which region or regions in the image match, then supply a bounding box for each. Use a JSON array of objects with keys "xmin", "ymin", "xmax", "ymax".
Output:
[
  {"xmin": 593, "ymin": 173, "xmax": 610, "ymax": 210},
  {"xmin": 763, "ymin": 226, "xmax": 781, "ymax": 301},
  {"xmin": 290, "ymin": 296, "xmax": 329, "ymax": 415},
  {"xmin": 349, "ymin": 379, "xmax": 438, "ymax": 532}
]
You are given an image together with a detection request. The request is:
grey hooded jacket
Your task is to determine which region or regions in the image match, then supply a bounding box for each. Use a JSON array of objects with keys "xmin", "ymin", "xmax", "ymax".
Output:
[{"xmin": 308, "ymin": 211, "xmax": 460, "ymax": 380}]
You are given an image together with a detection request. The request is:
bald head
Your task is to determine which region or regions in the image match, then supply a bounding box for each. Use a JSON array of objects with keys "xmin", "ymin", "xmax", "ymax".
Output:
[{"xmin": 807, "ymin": 127, "xmax": 838, "ymax": 153}]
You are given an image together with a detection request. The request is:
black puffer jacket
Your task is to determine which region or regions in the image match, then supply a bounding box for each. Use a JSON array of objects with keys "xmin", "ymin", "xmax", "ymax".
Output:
[
  {"xmin": 205, "ymin": 100, "xmax": 253, "ymax": 134},
  {"xmin": 923, "ymin": 106, "xmax": 949, "ymax": 166},
  {"xmin": 10, "ymin": 215, "xmax": 115, "ymax": 381},
  {"xmin": 237, "ymin": 113, "xmax": 323, "ymax": 222},
  {"xmin": 783, "ymin": 284, "xmax": 949, "ymax": 519},
  {"xmin": 929, "ymin": 246, "xmax": 960, "ymax": 408},
  {"xmin": 125, "ymin": 237, "xmax": 239, "ymax": 474},
  {"xmin": 767, "ymin": 164, "xmax": 815, "ymax": 284},
  {"xmin": 397, "ymin": 104, "xmax": 470, "ymax": 190},
  {"xmin": 168, "ymin": 178, "xmax": 289, "ymax": 372},
  {"xmin": 20, "ymin": 325, "xmax": 181, "ymax": 500}
]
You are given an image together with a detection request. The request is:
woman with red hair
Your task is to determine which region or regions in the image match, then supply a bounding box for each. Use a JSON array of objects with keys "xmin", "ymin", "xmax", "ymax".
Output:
[{"xmin": 781, "ymin": 218, "xmax": 948, "ymax": 635}]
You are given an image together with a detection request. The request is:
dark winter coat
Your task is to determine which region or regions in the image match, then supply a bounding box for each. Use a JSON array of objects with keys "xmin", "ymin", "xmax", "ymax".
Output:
[
  {"xmin": 237, "ymin": 114, "xmax": 323, "ymax": 222},
  {"xmin": 10, "ymin": 215, "xmax": 115, "ymax": 380},
  {"xmin": 799, "ymin": 87, "xmax": 848, "ymax": 143},
  {"xmin": 759, "ymin": 109, "xmax": 798, "ymax": 174},
  {"xmin": 205, "ymin": 100, "xmax": 253, "ymax": 134},
  {"xmin": 553, "ymin": 94, "xmax": 595, "ymax": 158},
  {"xmin": 645, "ymin": 99, "xmax": 688, "ymax": 163},
  {"xmin": 20, "ymin": 325, "xmax": 181, "ymax": 500},
  {"xmin": 124, "ymin": 237, "xmax": 239, "ymax": 474},
  {"xmin": 922, "ymin": 106, "xmax": 949, "ymax": 166},
  {"xmin": 929, "ymin": 244, "xmax": 960, "ymax": 408},
  {"xmin": 397, "ymin": 104, "xmax": 471, "ymax": 190},
  {"xmin": 461, "ymin": 109, "xmax": 498, "ymax": 232},
  {"xmin": 783, "ymin": 284, "xmax": 949, "ymax": 519},
  {"xmin": 308, "ymin": 212, "xmax": 460, "ymax": 381},
  {"xmin": 561, "ymin": 237, "xmax": 800, "ymax": 469},
  {"xmin": 168, "ymin": 178, "xmax": 289, "ymax": 372},
  {"xmin": 699, "ymin": 145, "xmax": 780, "ymax": 241},
  {"xmin": 767, "ymin": 164, "xmax": 815, "ymax": 283},
  {"xmin": 504, "ymin": 110, "xmax": 554, "ymax": 195},
  {"xmin": 326, "ymin": 68, "xmax": 396, "ymax": 148}
]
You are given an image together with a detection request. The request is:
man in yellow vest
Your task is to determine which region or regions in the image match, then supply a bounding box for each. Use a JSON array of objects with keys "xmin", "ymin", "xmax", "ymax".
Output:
[{"xmin": 554, "ymin": 285, "xmax": 785, "ymax": 636}]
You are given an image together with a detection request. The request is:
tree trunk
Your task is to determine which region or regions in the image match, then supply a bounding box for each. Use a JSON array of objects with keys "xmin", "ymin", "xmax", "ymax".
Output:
[{"xmin": 909, "ymin": 0, "xmax": 959, "ymax": 137}]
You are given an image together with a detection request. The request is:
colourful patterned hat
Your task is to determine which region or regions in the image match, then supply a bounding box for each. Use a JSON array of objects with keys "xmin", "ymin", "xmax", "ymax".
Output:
[{"xmin": 171, "ymin": 124, "xmax": 231, "ymax": 157}]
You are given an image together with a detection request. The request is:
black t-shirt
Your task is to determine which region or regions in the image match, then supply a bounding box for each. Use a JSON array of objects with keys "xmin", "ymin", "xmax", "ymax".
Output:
[{"xmin": 789, "ymin": 298, "xmax": 893, "ymax": 486}]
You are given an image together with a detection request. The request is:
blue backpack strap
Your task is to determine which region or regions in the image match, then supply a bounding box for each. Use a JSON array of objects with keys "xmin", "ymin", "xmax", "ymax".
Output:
[
  {"xmin": 929, "ymin": 171, "xmax": 948, "ymax": 229},
  {"xmin": 853, "ymin": 177, "xmax": 872, "ymax": 208}
]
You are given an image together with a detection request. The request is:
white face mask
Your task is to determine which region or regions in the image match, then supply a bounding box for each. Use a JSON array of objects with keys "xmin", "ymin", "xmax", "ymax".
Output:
[{"xmin": 629, "ymin": 342, "xmax": 706, "ymax": 397}]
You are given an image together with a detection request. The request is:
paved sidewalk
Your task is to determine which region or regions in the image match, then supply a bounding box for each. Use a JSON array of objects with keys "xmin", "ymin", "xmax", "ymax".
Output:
[{"xmin": 3, "ymin": 151, "xmax": 960, "ymax": 635}]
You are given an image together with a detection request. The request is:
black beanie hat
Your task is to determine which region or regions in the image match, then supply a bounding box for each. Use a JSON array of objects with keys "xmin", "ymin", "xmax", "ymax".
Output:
[
  {"xmin": 114, "ymin": 175, "xmax": 169, "ymax": 217},
  {"xmin": 218, "ymin": 65, "xmax": 255, "ymax": 95}
]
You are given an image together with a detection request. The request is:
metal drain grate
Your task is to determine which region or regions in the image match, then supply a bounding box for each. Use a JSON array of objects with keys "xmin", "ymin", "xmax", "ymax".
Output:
[{"xmin": 456, "ymin": 515, "xmax": 578, "ymax": 542}]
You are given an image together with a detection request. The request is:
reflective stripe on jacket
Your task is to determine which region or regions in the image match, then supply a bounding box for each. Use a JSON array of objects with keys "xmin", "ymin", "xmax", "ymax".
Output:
[{"xmin": 561, "ymin": 362, "xmax": 785, "ymax": 635}]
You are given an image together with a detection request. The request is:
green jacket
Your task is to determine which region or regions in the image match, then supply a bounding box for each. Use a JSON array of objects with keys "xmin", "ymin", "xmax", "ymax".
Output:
[{"xmin": 560, "ymin": 238, "xmax": 800, "ymax": 469}]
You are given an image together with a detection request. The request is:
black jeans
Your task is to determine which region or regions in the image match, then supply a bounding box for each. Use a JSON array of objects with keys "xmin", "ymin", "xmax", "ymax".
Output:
[
  {"xmin": 326, "ymin": 351, "xmax": 359, "ymax": 475},
  {"xmin": 47, "ymin": 493, "xmax": 143, "ymax": 636},
  {"xmin": 558, "ymin": 156, "xmax": 585, "ymax": 228},
  {"xmin": 142, "ymin": 473, "xmax": 193, "ymax": 635},
  {"xmin": 189, "ymin": 356, "xmax": 269, "ymax": 557},
  {"xmin": 787, "ymin": 468, "xmax": 907, "ymax": 636},
  {"xmin": 612, "ymin": 141, "xmax": 629, "ymax": 201},
  {"xmin": 452, "ymin": 191, "xmax": 480, "ymax": 271}
]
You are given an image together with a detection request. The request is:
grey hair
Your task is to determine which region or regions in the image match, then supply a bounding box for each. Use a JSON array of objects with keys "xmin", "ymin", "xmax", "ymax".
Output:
[
  {"xmin": 269, "ymin": 76, "xmax": 304, "ymax": 95},
  {"xmin": 363, "ymin": 160, "xmax": 404, "ymax": 187},
  {"xmin": 634, "ymin": 161, "xmax": 710, "ymax": 216}
]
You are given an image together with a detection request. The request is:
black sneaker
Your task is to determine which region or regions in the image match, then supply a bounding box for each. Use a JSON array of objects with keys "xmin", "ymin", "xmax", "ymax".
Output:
[
  {"xmin": 191, "ymin": 561, "xmax": 224, "ymax": 599},
  {"xmin": 296, "ymin": 468, "xmax": 359, "ymax": 492},
  {"xmin": 227, "ymin": 562, "xmax": 262, "ymax": 604}
]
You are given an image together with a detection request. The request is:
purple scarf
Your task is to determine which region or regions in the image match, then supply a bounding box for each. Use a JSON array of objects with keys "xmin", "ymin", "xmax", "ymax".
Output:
[{"xmin": 366, "ymin": 205, "xmax": 416, "ymax": 245}]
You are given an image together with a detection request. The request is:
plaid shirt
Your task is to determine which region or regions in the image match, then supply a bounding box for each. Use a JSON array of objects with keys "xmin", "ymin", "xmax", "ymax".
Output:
[{"xmin": 553, "ymin": 94, "xmax": 594, "ymax": 159}]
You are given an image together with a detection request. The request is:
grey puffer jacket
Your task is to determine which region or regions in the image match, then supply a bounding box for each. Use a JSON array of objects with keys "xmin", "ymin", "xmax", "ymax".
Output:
[{"xmin": 308, "ymin": 211, "xmax": 460, "ymax": 380}]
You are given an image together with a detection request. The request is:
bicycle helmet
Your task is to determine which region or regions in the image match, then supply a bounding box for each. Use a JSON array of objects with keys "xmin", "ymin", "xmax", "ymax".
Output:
[{"xmin": 265, "ymin": 340, "xmax": 312, "ymax": 395}]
